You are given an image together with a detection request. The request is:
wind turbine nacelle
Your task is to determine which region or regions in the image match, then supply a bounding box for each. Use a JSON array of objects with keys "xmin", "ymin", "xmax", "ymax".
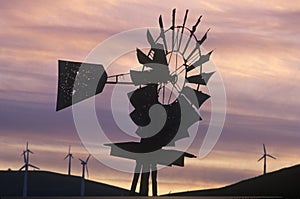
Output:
[{"xmin": 56, "ymin": 60, "xmax": 108, "ymax": 111}]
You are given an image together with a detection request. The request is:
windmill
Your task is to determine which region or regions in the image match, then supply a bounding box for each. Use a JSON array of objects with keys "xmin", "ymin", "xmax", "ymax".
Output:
[
  {"xmin": 64, "ymin": 145, "xmax": 73, "ymax": 175},
  {"xmin": 19, "ymin": 142, "xmax": 39, "ymax": 197},
  {"xmin": 79, "ymin": 154, "xmax": 91, "ymax": 196},
  {"xmin": 258, "ymin": 144, "xmax": 276, "ymax": 175},
  {"xmin": 56, "ymin": 9, "xmax": 214, "ymax": 196}
]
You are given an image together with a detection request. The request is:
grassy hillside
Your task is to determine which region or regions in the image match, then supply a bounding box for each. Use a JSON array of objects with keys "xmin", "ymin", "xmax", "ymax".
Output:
[
  {"xmin": 168, "ymin": 164, "xmax": 300, "ymax": 198},
  {"xmin": 0, "ymin": 170, "xmax": 131, "ymax": 196}
]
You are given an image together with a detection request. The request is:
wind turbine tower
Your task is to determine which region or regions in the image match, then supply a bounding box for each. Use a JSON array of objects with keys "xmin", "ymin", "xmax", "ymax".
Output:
[
  {"xmin": 79, "ymin": 154, "xmax": 91, "ymax": 196},
  {"xmin": 19, "ymin": 142, "xmax": 39, "ymax": 197},
  {"xmin": 64, "ymin": 145, "xmax": 73, "ymax": 175},
  {"xmin": 258, "ymin": 144, "xmax": 276, "ymax": 175}
]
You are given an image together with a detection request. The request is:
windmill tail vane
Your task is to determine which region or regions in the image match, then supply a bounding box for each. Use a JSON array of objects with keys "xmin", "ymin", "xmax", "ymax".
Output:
[{"xmin": 56, "ymin": 9, "xmax": 214, "ymax": 196}]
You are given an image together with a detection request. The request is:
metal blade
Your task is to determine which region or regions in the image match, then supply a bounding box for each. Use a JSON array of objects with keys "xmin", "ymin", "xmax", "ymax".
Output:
[
  {"xmin": 181, "ymin": 86, "xmax": 210, "ymax": 108},
  {"xmin": 187, "ymin": 72, "xmax": 215, "ymax": 85},
  {"xmin": 263, "ymin": 144, "xmax": 266, "ymax": 154},
  {"xmin": 182, "ymin": 16, "xmax": 202, "ymax": 55},
  {"xmin": 28, "ymin": 149, "xmax": 33, "ymax": 154},
  {"xmin": 171, "ymin": 8, "xmax": 176, "ymax": 51},
  {"xmin": 56, "ymin": 60, "xmax": 108, "ymax": 111},
  {"xmin": 146, "ymin": 29, "xmax": 157, "ymax": 48},
  {"xmin": 86, "ymin": 154, "xmax": 91, "ymax": 163},
  {"xmin": 186, "ymin": 51, "xmax": 213, "ymax": 72},
  {"xmin": 19, "ymin": 165, "xmax": 26, "ymax": 171},
  {"xmin": 71, "ymin": 154, "xmax": 74, "ymax": 159},
  {"xmin": 178, "ymin": 9, "xmax": 189, "ymax": 51},
  {"xmin": 197, "ymin": 28, "xmax": 210, "ymax": 46},
  {"xmin": 28, "ymin": 164, "xmax": 40, "ymax": 170},
  {"xmin": 159, "ymin": 15, "xmax": 168, "ymax": 52},
  {"xmin": 267, "ymin": 154, "xmax": 276, "ymax": 159},
  {"xmin": 86, "ymin": 165, "xmax": 89, "ymax": 178},
  {"xmin": 64, "ymin": 154, "xmax": 69, "ymax": 160},
  {"xmin": 152, "ymin": 44, "xmax": 168, "ymax": 66},
  {"xmin": 69, "ymin": 145, "xmax": 71, "ymax": 154},
  {"xmin": 257, "ymin": 156, "xmax": 264, "ymax": 162},
  {"xmin": 79, "ymin": 158, "xmax": 84, "ymax": 163}
]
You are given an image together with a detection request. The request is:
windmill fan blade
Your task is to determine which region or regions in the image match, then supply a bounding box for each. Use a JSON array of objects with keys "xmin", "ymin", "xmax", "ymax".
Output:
[
  {"xmin": 197, "ymin": 28, "xmax": 210, "ymax": 46},
  {"xmin": 56, "ymin": 60, "xmax": 108, "ymax": 111},
  {"xmin": 267, "ymin": 154, "xmax": 276, "ymax": 159},
  {"xmin": 263, "ymin": 144, "xmax": 266, "ymax": 154},
  {"xmin": 130, "ymin": 69, "xmax": 169, "ymax": 85},
  {"xmin": 147, "ymin": 29, "xmax": 157, "ymax": 48},
  {"xmin": 79, "ymin": 158, "xmax": 84, "ymax": 163},
  {"xmin": 86, "ymin": 165, "xmax": 89, "ymax": 178},
  {"xmin": 159, "ymin": 15, "xmax": 168, "ymax": 52},
  {"xmin": 28, "ymin": 164, "xmax": 40, "ymax": 170},
  {"xmin": 86, "ymin": 154, "xmax": 91, "ymax": 163},
  {"xmin": 64, "ymin": 154, "xmax": 69, "ymax": 160},
  {"xmin": 257, "ymin": 156, "xmax": 264, "ymax": 162},
  {"xmin": 19, "ymin": 165, "xmax": 26, "ymax": 171},
  {"xmin": 187, "ymin": 72, "xmax": 215, "ymax": 85},
  {"xmin": 28, "ymin": 149, "xmax": 33, "ymax": 154},
  {"xmin": 181, "ymin": 86, "xmax": 210, "ymax": 108},
  {"xmin": 186, "ymin": 51, "xmax": 213, "ymax": 72}
]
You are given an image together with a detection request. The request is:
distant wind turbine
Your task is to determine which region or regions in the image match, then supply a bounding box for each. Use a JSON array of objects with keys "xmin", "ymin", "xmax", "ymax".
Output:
[
  {"xmin": 64, "ymin": 145, "xmax": 73, "ymax": 175},
  {"xmin": 19, "ymin": 142, "xmax": 39, "ymax": 197},
  {"xmin": 258, "ymin": 144, "xmax": 276, "ymax": 175},
  {"xmin": 79, "ymin": 154, "xmax": 91, "ymax": 196}
]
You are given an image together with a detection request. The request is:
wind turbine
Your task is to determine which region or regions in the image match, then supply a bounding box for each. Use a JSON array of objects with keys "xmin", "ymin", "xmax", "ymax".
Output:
[
  {"xmin": 64, "ymin": 145, "xmax": 73, "ymax": 175},
  {"xmin": 79, "ymin": 154, "xmax": 91, "ymax": 196},
  {"xmin": 258, "ymin": 144, "xmax": 276, "ymax": 175},
  {"xmin": 19, "ymin": 142, "xmax": 39, "ymax": 197}
]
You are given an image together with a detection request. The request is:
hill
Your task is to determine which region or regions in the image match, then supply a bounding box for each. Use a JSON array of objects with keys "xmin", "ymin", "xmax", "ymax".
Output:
[
  {"xmin": 168, "ymin": 164, "xmax": 300, "ymax": 198},
  {"xmin": 0, "ymin": 170, "xmax": 131, "ymax": 196}
]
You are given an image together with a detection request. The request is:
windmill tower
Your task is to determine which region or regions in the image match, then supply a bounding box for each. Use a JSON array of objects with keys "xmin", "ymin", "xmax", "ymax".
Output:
[
  {"xmin": 19, "ymin": 142, "xmax": 39, "ymax": 197},
  {"xmin": 56, "ymin": 9, "xmax": 214, "ymax": 196},
  {"xmin": 258, "ymin": 144, "xmax": 276, "ymax": 175},
  {"xmin": 79, "ymin": 154, "xmax": 91, "ymax": 196},
  {"xmin": 64, "ymin": 145, "xmax": 73, "ymax": 175}
]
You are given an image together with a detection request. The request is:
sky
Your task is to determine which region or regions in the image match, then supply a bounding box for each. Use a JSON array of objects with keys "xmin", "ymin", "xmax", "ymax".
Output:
[{"xmin": 1, "ymin": 0, "xmax": 300, "ymax": 195}]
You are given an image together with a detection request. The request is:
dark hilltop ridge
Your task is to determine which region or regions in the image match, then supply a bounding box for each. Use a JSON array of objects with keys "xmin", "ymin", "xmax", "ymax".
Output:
[
  {"xmin": 1, "ymin": 164, "xmax": 300, "ymax": 197},
  {"xmin": 0, "ymin": 170, "xmax": 131, "ymax": 196},
  {"xmin": 167, "ymin": 164, "xmax": 300, "ymax": 198}
]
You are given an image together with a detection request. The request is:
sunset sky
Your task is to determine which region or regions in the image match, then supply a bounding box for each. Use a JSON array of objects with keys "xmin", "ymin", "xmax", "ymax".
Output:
[{"xmin": 1, "ymin": 0, "xmax": 300, "ymax": 195}]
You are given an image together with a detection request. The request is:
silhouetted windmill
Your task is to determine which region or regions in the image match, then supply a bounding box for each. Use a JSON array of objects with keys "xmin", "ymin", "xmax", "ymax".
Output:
[
  {"xmin": 79, "ymin": 154, "xmax": 91, "ymax": 196},
  {"xmin": 19, "ymin": 142, "xmax": 39, "ymax": 197},
  {"xmin": 56, "ymin": 9, "xmax": 213, "ymax": 196},
  {"xmin": 64, "ymin": 145, "xmax": 73, "ymax": 175},
  {"xmin": 258, "ymin": 144, "xmax": 276, "ymax": 175}
]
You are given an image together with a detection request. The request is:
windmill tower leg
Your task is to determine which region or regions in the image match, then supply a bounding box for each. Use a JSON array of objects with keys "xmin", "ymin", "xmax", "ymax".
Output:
[
  {"xmin": 130, "ymin": 161, "xmax": 142, "ymax": 195},
  {"xmin": 151, "ymin": 164, "xmax": 158, "ymax": 196},
  {"xmin": 139, "ymin": 163, "xmax": 150, "ymax": 196}
]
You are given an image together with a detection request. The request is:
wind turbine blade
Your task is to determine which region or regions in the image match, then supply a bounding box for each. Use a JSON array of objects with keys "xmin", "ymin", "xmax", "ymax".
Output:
[
  {"xmin": 159, "ymin": 15, "xmax": 168, "ymax": 52},
  {"xmin": 257, "ymin": 156, "xmax": 264, "ymax": 162},
  {"xmin": 28, "ymin": 149, "xmax": 33, "ymax": 154},
  {"xmin": 26, "ymin": 142, "xmax": 28, "ymax": 150},
  {"xmin": 86, "ymin": 154, "xmax": 91, "ymax": 163},
  {"xmin": 86, "ymin": 165, "xmax": 89, "ymax": 178},
  {"xmin": 263, "ymin": 144, "xmax": 266, "ymax": 154},
  {"xmin": 19, "ymin": 165, "xmax": 26, "ymax": 171},
  {"xmin": 69, "ymin": 145, "xmax": 71, "ymax": 154},
  {"xmin": 71, "ymin": 154, "xmax": 74, "ymax": 159},
  {"xmin": 267, "ymin": 154, "xmax": 276, "ymax": 159},
  {"xmin": 79, "ymin": 158, "xmax": 84, "ymax": 163},
  {"xmin": 23, "ymin": 153, "xmax": 27, "ymax": 163},
  {"xmin": 186, "ymin": 50, "xmax": 213, "ymax": 72},
  {"xmin": 64, "ymin": 154, "xmax": 69, "ymax": 160},
  {"xmin": 28, "ymin": 164, "xmax": 40, "ymax": 170}
]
